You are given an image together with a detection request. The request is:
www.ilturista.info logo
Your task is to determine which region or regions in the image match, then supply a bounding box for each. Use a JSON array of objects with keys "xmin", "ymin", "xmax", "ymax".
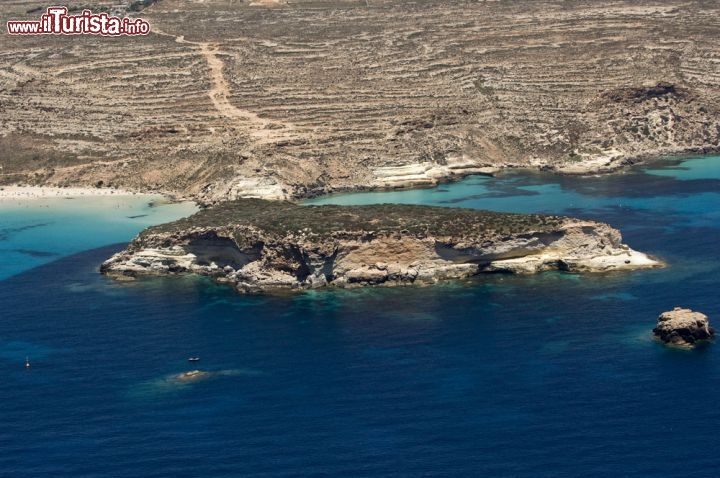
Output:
[{"xmin": 7, "ymin": 7, "xmax": 151, "ymax": 36}]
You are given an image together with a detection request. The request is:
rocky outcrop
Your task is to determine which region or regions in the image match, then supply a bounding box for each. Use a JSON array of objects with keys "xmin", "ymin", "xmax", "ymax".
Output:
[
  {"xmin": 101, "ymin": 199, "xmax": 661, "ymax": 293},
  {"xmin": 653, "ymin": 307, "xmax": 715, "ymax": 348},
  {"xmin": 372, "ymin": 156, "xmax": 499, "ymax": 189}
]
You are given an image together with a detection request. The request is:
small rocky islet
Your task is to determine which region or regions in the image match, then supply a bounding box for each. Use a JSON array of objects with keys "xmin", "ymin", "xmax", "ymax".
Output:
[
  {"xmin": 101, "ymin": 198, "xmax": 661, "ymax": 293},
  {"xmin": 653, "ymin": 307, "xmax": 715, "ymax": 348}
]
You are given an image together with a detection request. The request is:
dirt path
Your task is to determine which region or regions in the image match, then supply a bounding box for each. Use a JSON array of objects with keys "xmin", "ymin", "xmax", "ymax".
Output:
[{"xmin": 153, "ymin": 27, "xmax": 297, "ymax": 143}]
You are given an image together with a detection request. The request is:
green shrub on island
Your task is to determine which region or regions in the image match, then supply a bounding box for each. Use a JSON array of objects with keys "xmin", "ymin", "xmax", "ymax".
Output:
[{"xmin": 144, "ymin": 199, "xmax": 565, "ymax": 240}]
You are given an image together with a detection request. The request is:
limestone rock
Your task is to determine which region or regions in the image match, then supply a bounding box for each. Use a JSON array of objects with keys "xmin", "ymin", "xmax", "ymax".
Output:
[
  {"xmin": 101, "ymin": 199, "xmax": 661, "ymax": 293},
  {"xmin": 653, "ymin": 307, "xmax": 715, "ymax": 348}
]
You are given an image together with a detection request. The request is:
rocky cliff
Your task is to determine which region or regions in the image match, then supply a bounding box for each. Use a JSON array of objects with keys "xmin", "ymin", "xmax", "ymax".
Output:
[{"xmin": 101, "ymin": 199, "xmax": 661, "ymax": 292}]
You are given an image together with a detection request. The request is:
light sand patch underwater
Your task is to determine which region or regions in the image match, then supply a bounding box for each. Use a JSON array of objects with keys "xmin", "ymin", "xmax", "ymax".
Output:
[{"xmin": 127, "ymin": 368, "xmax": 263, "ymax": 399}]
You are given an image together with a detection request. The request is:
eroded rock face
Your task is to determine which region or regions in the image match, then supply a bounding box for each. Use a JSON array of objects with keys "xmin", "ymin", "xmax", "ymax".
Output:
[
  {"xmin": 653, "ymin": 308, "xmax": 715, "ymax": 348},
  {"xmin": 100, "ymin": 199, "xmax": 661, "ymax": 293}
]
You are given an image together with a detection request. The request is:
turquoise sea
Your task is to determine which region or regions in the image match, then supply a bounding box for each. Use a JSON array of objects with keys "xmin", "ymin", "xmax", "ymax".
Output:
[
  {"xmin": 0, "ymin": 195, "xmax": 197, "ymax": 280},
  {"xmin": 1, "ymin": 157, "xmax": 719, "ymax": 476}
]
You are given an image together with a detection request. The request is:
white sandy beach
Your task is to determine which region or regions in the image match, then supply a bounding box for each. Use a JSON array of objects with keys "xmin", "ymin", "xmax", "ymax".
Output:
[{"xmin": 0, "ymin": 186, "xmax": 139, "ymax": 201}]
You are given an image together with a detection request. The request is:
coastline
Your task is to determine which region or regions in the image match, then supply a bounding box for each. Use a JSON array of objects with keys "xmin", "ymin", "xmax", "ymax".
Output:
[
  {"xmin": 0, "ymin": 186, "xmax": 140, "ymax": 201},
  {"xmin": 3, "ymin": 150, "xmax": 717, "ymax": 205},
  {"xmin": 2, "ymin": 152, "xmax": 715, "ymax": 210},
  {"xmin": 304, "ymin": 153, "xmax": 719, "ymax": 206}
]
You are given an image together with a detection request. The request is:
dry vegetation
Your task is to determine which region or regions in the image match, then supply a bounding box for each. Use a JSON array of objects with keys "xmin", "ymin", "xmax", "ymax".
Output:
[
  {"xmin": 144, "ymin": 198, "xmax": 564, "ymax": 239},
  {"xmin": 1, "ymin": 0, "xmax": 719, "ymax": 201}
]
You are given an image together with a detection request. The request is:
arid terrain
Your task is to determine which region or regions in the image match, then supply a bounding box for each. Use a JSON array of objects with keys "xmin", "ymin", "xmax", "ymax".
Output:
[{"xmin": 1, "ymin": 0, "xmax": 719, "ymax": 202}]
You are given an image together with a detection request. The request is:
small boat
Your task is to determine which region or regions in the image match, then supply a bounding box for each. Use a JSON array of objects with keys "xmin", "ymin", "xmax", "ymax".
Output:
[
  {"xmin": 25, "ymin": 356, "xmax": 30, "ymax": 368},
  {"xmin": 188, "ymin": 357, "xmax": 200, "ymax": 362}
]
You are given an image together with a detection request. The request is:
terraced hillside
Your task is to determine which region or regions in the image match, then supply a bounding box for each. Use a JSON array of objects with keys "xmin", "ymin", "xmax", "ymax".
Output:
[{"xmin": 1, "ymin": 0, "xmax": 719, "ymax": 201}]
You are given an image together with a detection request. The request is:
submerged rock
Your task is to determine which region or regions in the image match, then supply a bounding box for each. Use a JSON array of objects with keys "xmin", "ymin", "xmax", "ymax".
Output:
[
  {"xmin": 127, "ymin": 368, "xmax": 261, "ymax": 399},
  {"xmin": 653, "ymin": 307, "xmax": 715, "ymax": 348},
  {"xmin": 174, "ymin": 370, "xmax": 211, "ymax": 382},
  {"xmin": 101, "ymin": 199, "xmax": 662, "ymax": 293}
]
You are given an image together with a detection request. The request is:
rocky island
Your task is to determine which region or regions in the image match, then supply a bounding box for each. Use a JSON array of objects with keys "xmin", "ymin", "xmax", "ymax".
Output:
[
  {"xmin": 101, "ymin": 199, "xmax": 661, "ymax": 292},
  {"xmin": 653, "ymin": 307, "xmax": 715, "ymax": 348}
]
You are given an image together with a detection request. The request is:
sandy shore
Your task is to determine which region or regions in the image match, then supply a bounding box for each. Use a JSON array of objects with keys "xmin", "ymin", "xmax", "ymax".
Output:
[{"xmin": 0, "ymin": 186, "xmax": 139, "ymax": 201}]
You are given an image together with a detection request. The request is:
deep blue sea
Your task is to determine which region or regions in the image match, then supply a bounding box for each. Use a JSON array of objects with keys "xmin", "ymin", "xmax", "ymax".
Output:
[{"xmin": 1, "ymin": 157, "xmax": 720, "ymax": 477}]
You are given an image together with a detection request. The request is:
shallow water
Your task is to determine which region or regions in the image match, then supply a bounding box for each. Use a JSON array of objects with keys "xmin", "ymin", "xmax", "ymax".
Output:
[
  {"xmin": 1, "ymin": 157, "xmax": 719, "ymax": 476},
  {"xmin": 0, "ymin": 195, "xmax": 197, "ymax": 279}
]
